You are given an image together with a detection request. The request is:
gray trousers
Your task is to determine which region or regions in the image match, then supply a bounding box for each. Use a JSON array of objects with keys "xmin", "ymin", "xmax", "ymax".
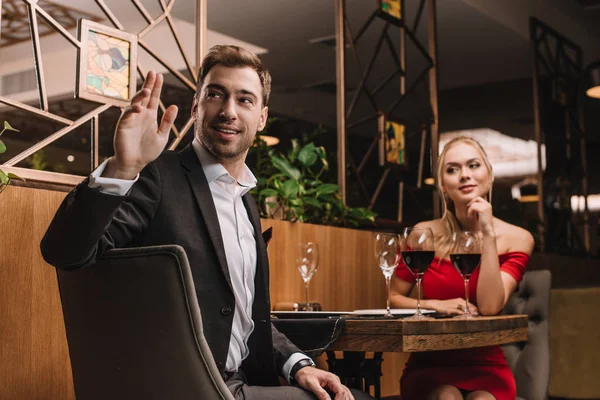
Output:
[{"xmin": 225, "ymin": 371, "xmax": 375, "ymax": 400}]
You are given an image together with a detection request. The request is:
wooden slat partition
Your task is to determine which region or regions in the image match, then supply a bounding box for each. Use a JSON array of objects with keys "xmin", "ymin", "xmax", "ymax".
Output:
[
  {"xmin": 262, "ymin": 219, "xmax": 387, "ymax": 311},
  {"xmin": 0, "ymin": 186, "xmax": 75, "ymax": 400}
]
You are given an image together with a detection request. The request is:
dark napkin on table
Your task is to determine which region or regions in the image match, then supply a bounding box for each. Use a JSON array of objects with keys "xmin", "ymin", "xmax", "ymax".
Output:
[{"xmin": 272, "ymin": 317, "xmax": 345, "ymax": 358}]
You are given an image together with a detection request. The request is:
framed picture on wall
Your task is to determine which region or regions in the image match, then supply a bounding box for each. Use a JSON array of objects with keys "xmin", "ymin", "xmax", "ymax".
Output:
[
  {"xmin": 377, "ymin": 0, "xmax": 405, "ymax": 26},
  {"xmin": 378, "ymin": 113, "xmax": 408, "ymax": 170},
  {"xmin": 76, "ymin": 19, "xmax": 138, "ymax": 107}
]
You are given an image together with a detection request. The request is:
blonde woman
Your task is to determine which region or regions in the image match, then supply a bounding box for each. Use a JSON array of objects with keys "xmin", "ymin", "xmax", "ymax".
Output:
[{"xmin": 390, "ymin": 137, "xmax": 534, "ymax": 400}]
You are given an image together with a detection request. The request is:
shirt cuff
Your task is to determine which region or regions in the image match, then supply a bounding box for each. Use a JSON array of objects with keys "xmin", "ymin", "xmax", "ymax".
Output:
[
  {"xmin": 89, "ymin": 158, "xmax": 139, "ymax": 196},
  {"xmin": 282, "ymin": 353, "xmax": 313, "ymax": 383}
]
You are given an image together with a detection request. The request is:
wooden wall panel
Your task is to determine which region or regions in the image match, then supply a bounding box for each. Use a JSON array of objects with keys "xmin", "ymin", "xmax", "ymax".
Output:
[
  {"xmin": 0, "ymin": 186, "xmax": 74, "ymax": 400},
  {"xmin": 262, "ymin": 219, "xmax": 386, "ymax": 311}
]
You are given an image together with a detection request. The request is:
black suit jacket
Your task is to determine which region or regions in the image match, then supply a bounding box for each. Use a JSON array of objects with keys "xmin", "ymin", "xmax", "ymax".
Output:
[{"xmin": 41, "ymin": 144, "xmax": 301, "ymax": 386}]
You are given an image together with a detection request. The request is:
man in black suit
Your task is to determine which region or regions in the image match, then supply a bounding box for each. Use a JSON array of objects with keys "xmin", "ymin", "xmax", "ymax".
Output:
[{"xmin": 41, "ymin": 45, "xmax": 373, "ymax": 400}]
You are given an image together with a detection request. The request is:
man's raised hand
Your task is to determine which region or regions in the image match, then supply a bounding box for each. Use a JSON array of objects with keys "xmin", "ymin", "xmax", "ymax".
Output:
[{"xmin": 103, "ymin": 71, "xmax": 179, "ymax": 179}]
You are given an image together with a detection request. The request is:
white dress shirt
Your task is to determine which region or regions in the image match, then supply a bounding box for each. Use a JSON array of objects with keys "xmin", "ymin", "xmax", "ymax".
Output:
[{"xmin": 89, "ymin": 141, "xmax": 309, "ymax": 380}]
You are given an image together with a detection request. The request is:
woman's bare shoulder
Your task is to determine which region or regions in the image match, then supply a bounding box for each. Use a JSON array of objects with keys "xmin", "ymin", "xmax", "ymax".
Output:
[{"xmin": 494, "ymin": 218, "xmax": 534, "ymax": 255}]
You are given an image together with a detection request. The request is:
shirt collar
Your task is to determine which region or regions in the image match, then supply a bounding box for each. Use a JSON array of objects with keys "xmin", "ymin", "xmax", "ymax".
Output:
[{"xmin": 192, "ymin": 138, "xmax": 257, "ymax": 190}]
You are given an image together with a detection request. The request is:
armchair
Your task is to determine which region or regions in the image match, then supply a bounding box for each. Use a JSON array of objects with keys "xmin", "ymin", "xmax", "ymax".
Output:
[{"xmin": 56, "ymin": 245, "xmax": 234, "ymax": 400}]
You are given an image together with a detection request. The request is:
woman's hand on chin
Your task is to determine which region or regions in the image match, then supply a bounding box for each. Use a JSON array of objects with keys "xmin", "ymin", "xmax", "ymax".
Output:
[{"xmin": 466, "ymin": 196, "xmax": 495, "ymax": 236}]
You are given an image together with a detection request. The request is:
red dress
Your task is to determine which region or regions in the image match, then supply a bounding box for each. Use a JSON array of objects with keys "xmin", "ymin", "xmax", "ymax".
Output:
[{"xmin": 395, "ymin": 252, "xmax": 529, "ymax": 400}]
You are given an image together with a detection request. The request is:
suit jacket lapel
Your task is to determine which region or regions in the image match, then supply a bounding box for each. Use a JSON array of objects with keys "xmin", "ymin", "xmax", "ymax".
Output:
[{"xmin": 180, "ymin": 145, "xmax": 233, "ymax": 292}]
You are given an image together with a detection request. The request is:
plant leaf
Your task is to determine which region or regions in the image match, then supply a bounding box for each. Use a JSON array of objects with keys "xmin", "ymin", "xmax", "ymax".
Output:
[
  {"xmin": 271, "ymin": 155, "xmax": 301, "ymax": 180},
  {"xmin": 259, "ymin": 188, "xmax": 279, "ymax": 197},
  {"xmin": 0, "ymin": 140, "xmax": 6, "ymax": 154},
  {"xmin": 299, "ymin": 152, "xmax": 318, "ymax": 167},
  {"xmin": 298, "ymin": 143, "xmax": 317, "ymax": 167},
  {"xmin": 289, "ymin": 139, "xmax": 300, "ymax": 161},
  {"xmin": 0, "ymin": 169, "xmax": 9, "ymax": 185},
  {"xmin": 316, "ymin": 146, "xmax": 329, "ymax": 169},
  {"xmin": 316, "ymin": 183, "xmax": 339, "ymax": 197},
  {"xmin": 303, "ymin": 197, "xmax": 323, "ymax": 209},
  {"xmin": 7, "ymin": 173, "xmax": 25, "ymax": 182},
  {"xmin": 4, "ymin": 121, "xmax": 19, "ymax": 132},
  {"xmin": 281, "ymin": 179, "xmax": 300, "ymax": 199}
]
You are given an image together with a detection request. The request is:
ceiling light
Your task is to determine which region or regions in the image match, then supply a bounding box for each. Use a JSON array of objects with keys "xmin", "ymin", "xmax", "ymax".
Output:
[
  {"xmin": 571, "ymin": 194, "xmax": 600, "ymax": 212},
  {"xmin": 511, "ymin": 178, "xmax": 538, "ymax": 203},
  {"xmin": 257, "ymin": 135, "xmax": 279, "ymax": 147},
  {"xmin": 585, "ymin": 61, "xmax": 600, "ymax": 99},
  {"xmin": 67, "ymin": 155, "xmax": 75, "ymax": 162},
  {"xmin": 518, "ymin": 195, "xmax": 539, "ymax": 203}
]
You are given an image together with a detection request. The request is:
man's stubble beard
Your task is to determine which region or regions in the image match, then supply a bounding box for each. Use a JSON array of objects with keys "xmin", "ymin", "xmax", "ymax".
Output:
[{"xmin": 196, "ymin": 124, "xmax": 255, "ymax": 164}]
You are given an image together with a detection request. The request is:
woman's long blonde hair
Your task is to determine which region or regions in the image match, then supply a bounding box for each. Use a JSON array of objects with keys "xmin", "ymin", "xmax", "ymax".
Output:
[{"xmin": 435, "ymin": 136, "xmax": 494, "ymax": 258}]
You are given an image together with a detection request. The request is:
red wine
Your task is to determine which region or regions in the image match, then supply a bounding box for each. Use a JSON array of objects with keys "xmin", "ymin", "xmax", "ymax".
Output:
[
  {"xmin": 450, "ymin": 253, "xmax": 481, "ymax": 277},
  {"xmin": 401, "ymin": 250, "xmax": 435, "ymax": 275}
]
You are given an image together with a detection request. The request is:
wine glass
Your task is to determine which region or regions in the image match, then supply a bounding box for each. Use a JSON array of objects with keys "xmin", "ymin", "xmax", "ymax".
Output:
[
  {"xmin": 373, "ymin": 233, "xmax": 400, "ymax": 318},
  {"xmin": 400, "ymin": 227, "xmax": 436, "ymax": 320},
  {"xmin": 450, "ymin": 231, "xmax": 481, "ymax": 318},
  {"xmin": 296, "ymin": 242, "xmax": 319, "ymax": 311}
]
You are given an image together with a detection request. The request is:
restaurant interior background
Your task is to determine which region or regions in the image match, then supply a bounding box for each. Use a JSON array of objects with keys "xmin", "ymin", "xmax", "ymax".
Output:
[{"xmin": 1, "ymin": 0, "xmax": 600, "ymax": 399}]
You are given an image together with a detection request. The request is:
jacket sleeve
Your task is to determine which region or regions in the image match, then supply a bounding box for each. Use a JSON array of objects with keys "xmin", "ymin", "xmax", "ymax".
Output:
[
  {"xmin": 40, "ymin": 163, "xmax": 161, "ymax": 270},
  {"xmin": 271, "ymin": 323, "xmax": 305, "ymax": 374}
]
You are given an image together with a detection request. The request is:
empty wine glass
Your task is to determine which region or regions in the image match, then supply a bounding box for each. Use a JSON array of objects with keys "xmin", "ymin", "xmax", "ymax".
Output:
[
  {"xmin": 450, "ymin": 231, "xmax": 481, "ymax": 318},
  {"xmin": 400, "ymin": 227, "xmax": 436, "ymax": 320},
  {"xmin": 373, "ymin": 233, "xmax": 400, "ymax": 318},
  {"xmin": 296, "ymin": 242, "xmax": 319, "ymax": 311}
]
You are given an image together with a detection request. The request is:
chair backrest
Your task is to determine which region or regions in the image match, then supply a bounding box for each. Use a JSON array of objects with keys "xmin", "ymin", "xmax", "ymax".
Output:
[
  {"xmin": 502, "ymin": 270, "xmax": 551, "ymax": 400},
  {"xmin": 57, "ymin": 245, "xmax": 234, "ymax": 400}
]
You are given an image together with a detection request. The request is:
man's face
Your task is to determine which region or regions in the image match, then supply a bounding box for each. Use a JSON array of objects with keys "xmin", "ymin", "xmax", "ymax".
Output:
[{"xmin": 193, "ymin": 65, "xmax": 268, "ymax": 163}]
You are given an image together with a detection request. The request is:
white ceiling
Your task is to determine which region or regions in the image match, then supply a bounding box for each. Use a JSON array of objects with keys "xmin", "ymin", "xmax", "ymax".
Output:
[
  {"xmin": 3, "ymin": 0, "xmax": 600, "ymax": 128},
  {"xmin": 49, "ymin": 0, "xmax": 600, "ymax": 89}
]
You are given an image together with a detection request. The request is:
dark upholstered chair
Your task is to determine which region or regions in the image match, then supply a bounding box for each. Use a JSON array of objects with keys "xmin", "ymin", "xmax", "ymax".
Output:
[
  {"xmin": 501, "ymin": 269, "xmax": 551, "ymax": 400},
  {"xmin": 57, "ymin": 245, "xmax": 234, "ymax": 400}
]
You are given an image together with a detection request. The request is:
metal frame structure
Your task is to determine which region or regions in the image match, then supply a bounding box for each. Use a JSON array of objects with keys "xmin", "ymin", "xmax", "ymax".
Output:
[
  {"xmin": 0, "ymin": 0, "xmax": 207, "ymax": 186},
  {"xmin": 530, "ymin": 17, "xmax": 590, "ymax": 253},
  {"xmin": 0, "ymin": 0, "xmax": 102, "ymax": 47},
  {"xmin": 334, "ymin": 0, "xmax": 440, "ymax": 220}
]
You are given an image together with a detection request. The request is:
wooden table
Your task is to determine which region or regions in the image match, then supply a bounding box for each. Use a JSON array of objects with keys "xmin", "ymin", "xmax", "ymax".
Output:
[
  {"xmin": 273, "ymin": 314, "xmax": 529, "ymax": 398},
  {"xmin": 328, "ymin": 314, "xmax": 529, "ymax": 352}
]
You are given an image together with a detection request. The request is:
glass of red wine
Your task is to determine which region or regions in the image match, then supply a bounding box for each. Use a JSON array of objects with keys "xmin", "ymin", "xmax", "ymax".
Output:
[
  {"xmin": 400, "ymin": 227, "xmax": 436, "ymax": 320},
  {"xmin": 450, "ymin": 231, "xmax": 481, "ymax": 318},
  {"xmin": 373, "ymin": 233, "xmax": 400, "ymax": 318}
]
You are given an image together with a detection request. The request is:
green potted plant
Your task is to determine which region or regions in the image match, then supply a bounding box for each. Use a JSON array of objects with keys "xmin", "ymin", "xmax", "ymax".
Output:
[
  {"xmin": 0, "ymin": 121, "xmax": 25, "ymax": 193},
  {"xmin": 252, "ymin": 136, "xmax": 376, "ymax": 227}
]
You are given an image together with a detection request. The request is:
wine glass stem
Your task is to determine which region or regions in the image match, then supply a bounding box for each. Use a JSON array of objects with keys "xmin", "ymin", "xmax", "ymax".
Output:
[
  {"xmin": 385, "ymin": 275, "xmax": 392, "ymax": 314},
  {"xmin": 464, "ymin": 278, "xmax": 470, "ymax": 314},
  {"xmin": 416, "ymin": 277, "xmax": 422, "ymax": 315},
  {"xmin": 305, "ymin": 281, "xmax": 310, "ymax": 310}
]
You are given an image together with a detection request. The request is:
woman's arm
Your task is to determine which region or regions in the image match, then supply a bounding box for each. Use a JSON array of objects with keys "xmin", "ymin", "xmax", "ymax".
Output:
[
  {"xmin": 476, "ymin": 224, "xmax": 534, "ymax": 315},
  {"xmin": 389, "ymin": 274, "xmax": 478, "ymax": 316},
  {"xmin": 476, "ymin": 231, "xmax": 505, "ymax": 315}
]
